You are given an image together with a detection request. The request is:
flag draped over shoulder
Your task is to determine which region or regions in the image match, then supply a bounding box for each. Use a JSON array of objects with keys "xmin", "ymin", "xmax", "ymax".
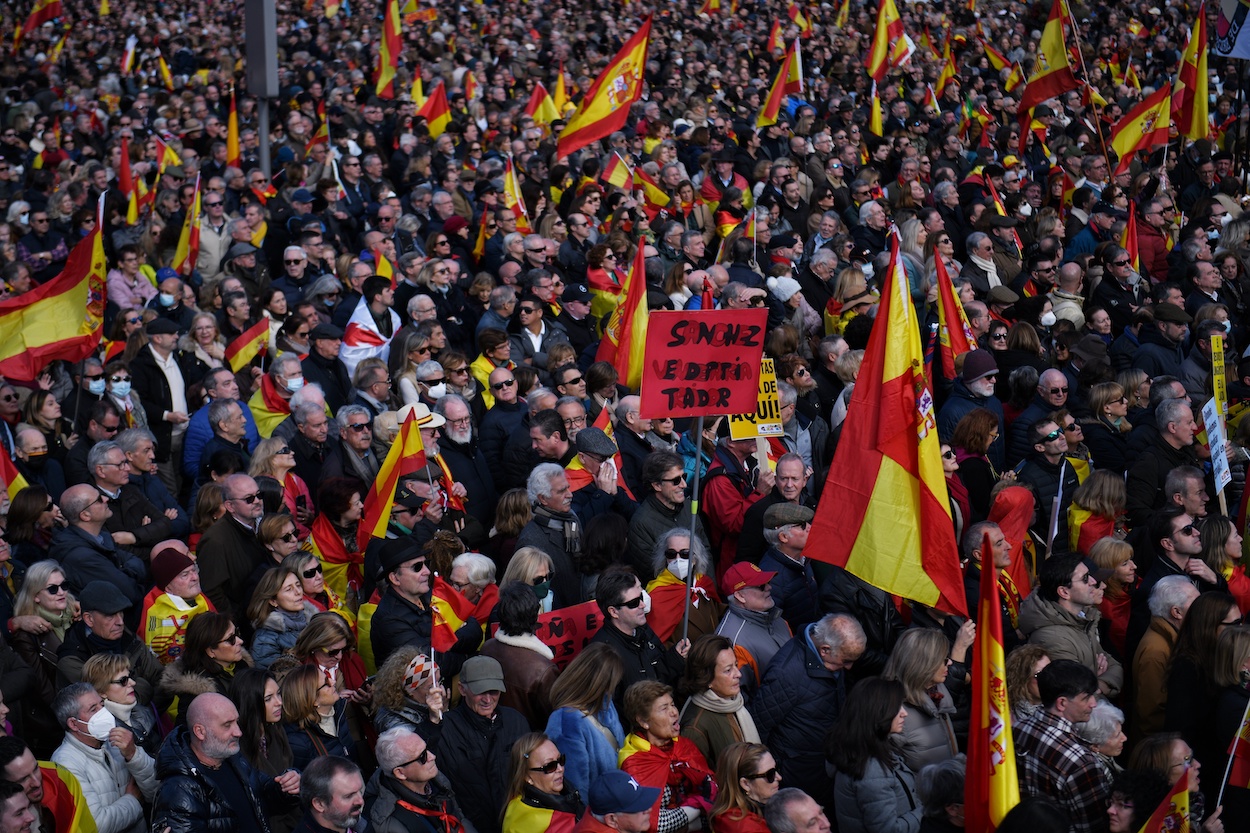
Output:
[
  {"xmin": 308, "ymin": 513, "xmax": 362, "ymax": 598},
  {"xmin": 358, "ymin": 408, "xmax": 426, "ymax": 549},
  {"xmin": 806, "ymin": 233, "xmax": 968, "ymax": 616},
  {"xmin": 557, "ymin": 16, "xmax": 651, "ymax": 158},
  {"xmin": 964, "ymin": 532, "xmax": 1020, "ymax": 832},
  {"xmin": 340, "ymin": 298, "xmax": 396, "ymax": 378},
  {"xmin": 431, "ymin": 576, "xmax": 496, "ymax": 651},
  {"xmin": 0, "ymin": 203, "xmax": 106, "ymax": 380},
  {"xmin": 594, "ymin": 240, "xmax": 648, "ymax": 389},
  {"xmin": 1109, "ymin": 84, "xmax": 1171, "ymax": 176}
]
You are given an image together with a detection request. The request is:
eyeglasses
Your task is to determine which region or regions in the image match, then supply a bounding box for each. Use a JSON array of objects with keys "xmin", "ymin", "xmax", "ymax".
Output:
[
  {"xmin": 219, "ymin": 631, "xmax": 244, "ymax": 645},
  {"xmin": 125, "ymin": 317, "xmax": 142, "ymax": 325},
  {"xmin": 491, "ymin": 379, "xmax": 516, "ymax": 390},
  {"xmin": 109, "ymin": 675, "xmax": 133, "ymax": 686},
  {"xmin": 748, "ymin": 767, "xmax": 780, "ymax": 783},
  {"xmin": 301, "ymin": 563, "xmax": 322, "ymax": 578},
  {"xmin": 99, "ymin": 459, "xmax": 131, "ymax": 469},
  {"xmin": 529, "ymin": 754, "xmax": 567, "ymax": 774},
  {"xmin": 398, "ymin": 749, "xmax": 433, "ymax": 767},
  {"xmin": 44, "ymin": 583, "xmax": 66, "ymax": 595},
  {"xmin": 665, "ymin": 548, "xmax": 691, "ymax": 560},
  {"xmin": 230, "ymin": 491, "xmax": 262, "ymax": 504},
  {"xmin": 1169, "ymin": 755, "xmax": 1194, "ymax": 770},
  {"xmin": 1040, "ymin": 429, "xmax": 1063, "ymax": 442},
  {"xmin": 1046, "ymin": 387, "xmax": 1069, "ymax": 395},
  {"xmin": 615, "ymin": 595, "xmax": 645, "ymax": 610},
  {"xmin": 346, "ymin": 422, "xmax": 372, "ymax": 432}
]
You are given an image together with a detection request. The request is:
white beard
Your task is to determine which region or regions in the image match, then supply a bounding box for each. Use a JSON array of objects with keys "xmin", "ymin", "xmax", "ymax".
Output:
[{"xmin": 446, "ymin": 425, "xmax": 472, "ymax": 445}]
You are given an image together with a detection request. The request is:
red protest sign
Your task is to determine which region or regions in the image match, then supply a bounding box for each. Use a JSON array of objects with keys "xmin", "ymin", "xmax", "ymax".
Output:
[
  {"xmin": 639, "ymin": 309, "xmax": 767, "ymax": 419},
  {"xmin": 491, "ymin": 600, "xmax": 604, "ymax": 670}
]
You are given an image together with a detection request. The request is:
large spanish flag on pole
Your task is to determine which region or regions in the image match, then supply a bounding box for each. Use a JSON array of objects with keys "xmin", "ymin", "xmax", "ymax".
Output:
[
  {"xmin": 172, "ymin": 173, "xmax": 202, "ymax": 276},
  {"xmin": 933, "ymin": 255, "xmax": 975, "ymax": 381},
  {"xmin": 866, "ymin": 0, "xmax": 906, "ymax": 82},
  {"xmin": 1109, "ymin": 83, "xmax": 1171, "ymax": 176},
  {"xmin": 557, "ymin": 16, "xmax": 651, "ymax": 158},
  {"xmin": 0, "ymin": 199, "xmax": 106, "ymax": 381},
  {"xmin": 806, "ymin": 233, "xmax": 968, "ymax": 616},
  {"xmin": 594, "ymin": 241, "xmax": 648, "ymax": 390},
  {"xmin": 756, "ymin": 41, "xmax": 801, "ymax": 128},
  {"xmin": 1016, "ymin": 0, "xmax": 1080, "ymax": 121},
  {"xmin": 1172, "ymin": 4, "xmax": 1209, "ymax": 141},
  {"xmin": 964, "ymin": 530, "xmax": 1020, "ymax": 833},
  {"xmin": 357, "ymin": 407, "xmax": 427, "ymax": 550},
  {"xmin": 15, "ymin": 0, "xmax": 62, "ymax": 50},
  {"xmin": 375, "ymin": 0, "xmax": 401, "ymax": 99}
]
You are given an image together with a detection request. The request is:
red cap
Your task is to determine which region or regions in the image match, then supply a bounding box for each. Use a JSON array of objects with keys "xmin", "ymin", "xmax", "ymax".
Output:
[{"xmin": 722, "ymin": 562, "xmax": 777, "ymax": 596}]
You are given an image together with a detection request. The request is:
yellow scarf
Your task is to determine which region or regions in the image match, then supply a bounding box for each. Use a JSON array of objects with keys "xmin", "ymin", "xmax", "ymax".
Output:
[{"xmin": 250, "ymin": 220, "xmax": 267, "ymax": 248}]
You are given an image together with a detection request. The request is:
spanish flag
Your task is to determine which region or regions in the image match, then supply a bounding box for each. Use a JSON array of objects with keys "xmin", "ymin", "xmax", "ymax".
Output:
[
  {"xmin": 224, "ymin": 318, "xmax": 269, "ymax": 372},
  {"xmin": 1173, "ymin": 3, "xmax": 1209, "ymax": 141},
  {"xmin": 153, "ymin": 135, "xmax": 182, "ymax": 174},
  {"xmin": 806, "ymin": 232, "xmax": 968, "ymax": 616},
  {"xmin": 553, "ymin": 61, "xmax": 570, "ymax": 114},
  {"xmin": 39, "ymin": 762, "xmax": 98, "ymax": 833},
  {"xmin": 757, "ymin": 41, "xmax": 799, "ymax": 128},
  {"xmin": 172, "ymin": 174, "xmax": 202, "ymax": 276},
  {"xmin": 157, "ymin": 50, "xmax": 174, "ymax": 91},
  {"xmin": 868, "ymin": 82, "xmax": 884, "ymax": 136},
  {"xmin": 375, "ymin": 0, "xmax": 401, "ymax": 99},
  {"xmin": 933, "ymin": 255, "xmax": 974, "ymax": 381},
  {"xmin": 372, "ymin": 247, "xmax": 396, "ymax": 289},
  {"xmin": 923, "ymin": 84, "xmax": 941, "ymax": 116},
  {"xmin": 0, "ymin": 443, "xmax": 30, "ymax": 499},
  {"xmin": 524, "ymin": 82, "xmax": 559, "ymax": 127},
  {"xmin": 1134, "ymin": 767, "xmax": 1189, "ymax": 833},
  {"xmin": 979, "ymin": 37, "xmax": 1010, "ymax": 72},
  {"xmin": 119, "ymin": 137, "xmax": 139, "ymax": 225},
  {"xmin": 308, "ymin": 513, "xmax": 363, "ymax": 599},
  {"xmin": 1004, "ymin": 63, "xmax": 1025, "ymax": 93},
  {"xmin": 1227, "ymin": 697, "xmax": 1250, "ymax": 787},
  {"xmin": 1124, "ymin": 62, "xmax": 1141, "ymax": 91},
  {"xmin": 98, "ymin": 0, "xmax": 108, "ymax": 15},
  {"xmin": 357, "ymin": 407, "xmax": 426, "ymax": 550},
  {"xmin": 416, "ymin": 80, "xmax": 451, "ymax": 137},
  {"xmin": 227, "ymin": 88, "xmax": 241, "ymax": 168},
  {"xmin": 326, "ymin": 0, "xmax": 341, "ymax": 16},
  {"xmin": 786, "ymin": 2, "xmax": 811, "ymax": 37},
  {"xmin": 696, "ymin": 0, "xmax": 720, "ymax": 14},
  {"xmin": 121, "ymin": 34, "xmax": 137, "ymax": 74},
  {"xmin": 557, "ymin": 15, "xmax": 651, "ymax": 158},
  {"xmin": 15, "ymin": 0, "xmax": 62, "ymax": 50},
  {"xmin": 0, "ymin": 199, "xmax": 106, "ymax": 381},
  {"xmin": 472, "ymin": 216, "xmax": 489, "ymax": 261},
  {"xmin": 503, "ymin": 156, "xmax": 533, "ymax": 234},
  {"xmin": 305, "ymin": 101, "xmax": 329, "ymax": 155},
  {"xmin": 594, "ymin": 241, "xmax": 647, "ymax": 389},
  {"xmin": 767, "ymin": 20, "xmax": 783, "ymax": 53},
  {"xmin": 1017, "ymin": 0, "xmax": 1079, "ymax": 137},
  {"xmin": 634, "ymin": 167, "xmax": 671, "ymax": 217},
  {"xmin": 1120, "ymin": 201, "xmax": 1141, "ymax": 274},
  {"xmin": 431, "ymin": 576, "xmax": 497, "ymax": 652},
  {"xmin": 964, "ymin": 530, "xmax": 1020, "ymax": 832},
  {"xmin": 834, "ymin": 0, "xmax": 849, "ymax": 28},
  {"xmin": 410, "ymin": 75, "xmax": 426, "ymax": 107},
  {"xmin": 463, "ymin": 69, "xmax": 479, "ymax": 101},
  {"xmin": 1109, "ymin": 83, "xmax": 1171, "ymax": 176},
  {"xmin": 600, "ymin": 152, "xmax": 632, "ymax": 189},
  {"xmin": 867, "ymin": 0, "xmax": 906, "ymax": 82},
  {"xmin": 935, "ymin": 36, "xmax": 957, "ymax": 96}
]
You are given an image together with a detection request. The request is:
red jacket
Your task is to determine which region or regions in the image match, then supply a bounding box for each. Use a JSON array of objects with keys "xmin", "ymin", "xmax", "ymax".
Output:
[
  {"xmin": 701, "ymin": 450, "xmax": 766, "ymax": 578},
  {"xmin": 711, "ymin": 808, "xmax": 771, "ymax": 833},
  {"xmin": 572, "ymin": 811, "xmax": 619, "ymax": 833},
  {"xmin": 1136, "ymin": 222, "xmax": 1171, "ymax": 283}
]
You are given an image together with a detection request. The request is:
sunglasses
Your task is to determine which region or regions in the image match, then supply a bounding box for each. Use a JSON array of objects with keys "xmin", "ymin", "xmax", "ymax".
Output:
[
  {"xmin": 1112, "ymin": 259, "xmax": 1130, "ymax": 267},
  {"xmin": 1040, "ymin": 429, "xmax": 1064, "ymax": 442},
  {"xmin": 531, "ymin": 574, "xmax": 551, "ymax": 586},
  {"xmin": 659, "ymin": 474, "xmax": 686, "ymax": 485},
  {"xmin": 320, "ymin": 646, "xmax": 346, "ymax": 657},
  {"xmin": 749, "ymin": 767, "xmax": 780, "ymax": 783},
  {"xmin": 110, "ymin": 376, "xmax": 131, "ymax": 383},
  {"xmin": 942, "ymin": 450, "xmax": 956, "ymax": 460},
  {"xmin": 1046, "ymin": 387, "xmax": 1069, "ymax": 395},
  {"xmin": 492, "ymin": 379, "xmax": 516, "ymax": 390},
  {"xmin": 277, "ymin": 447, "xmax": 292, "ymax": 455},
  {"xmin": 615, "ymin": 595, "xmax": 645, "ymax": 610},
  {"xmin": 665, "ymin": 548, "xmax": 691, "ymax": 560},
  {"xmin": 346, "ymin": 423, "xmax": 372, "ymax": 432},
  {"xmin": 990, "ymin": 333, "xmax": 1008, "ymax": 341},
  {"xmin": 529, "ymin": 754, "xmax": 567, "ymax": 774},
  {"xmin": 110, "ymin": 675, "xmax": 133, "ymax": 687},
  {"xmin": 0, "ymin": 394, "xmax": 16, "ymax": 402},
  {"xmin": 231, "ymin": 491, "xmax": 262, "ymax": 503},
  {"xmin": 1179, "ymin": 523, "xmax": 1200, "ymax": 537},
  {"xmin": 44, "ymin": 582, "xmax": 66, "ymax": 595},
  {"xmin": 284, "ymin": 259, "xmax": 306, "ymax": 265},
  {"xmin": 400, "ymin": 749, "xmax": 434, "ymax": 767},
  {"xmin": 220, "ymin": 631, "xmax": 244, "ymax": 645}
]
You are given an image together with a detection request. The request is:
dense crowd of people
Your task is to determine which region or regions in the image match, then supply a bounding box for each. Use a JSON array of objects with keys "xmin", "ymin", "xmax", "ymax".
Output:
[{"xmin": 0, "ymin": 0, "xmax": 1247, "ymax": 831}]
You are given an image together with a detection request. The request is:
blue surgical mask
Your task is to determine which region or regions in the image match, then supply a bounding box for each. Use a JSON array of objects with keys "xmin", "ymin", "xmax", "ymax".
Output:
[
  {"xmin": 159, "ymin": 292, "xmax": 177, "ymax": 307},
  {"xmin": 111, "ymin": 381, "xmax": 132, "ymax": 398},
  {"xmin": 87, "ymin": 379, "xmax": 107, "ymax": 396},
  {"xmin": 286, "ymin": 376, "xmax": 305, "ymax": 393}
]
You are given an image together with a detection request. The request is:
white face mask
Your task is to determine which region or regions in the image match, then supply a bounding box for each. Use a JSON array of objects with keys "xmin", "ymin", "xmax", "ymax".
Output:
[
  {"xmin": 425, "ymin": 383, "xmax": 447, "ymax": 399},
  {"xmin": 641, "ymin": 588, "xmax": 652, "ymax": 615},
  {"xmin": 1040, "ymin": 311, "xmax": 1057, "ymax": 327},
  {"xmin": 85, "ymin": 707, "xmax": 116, "ymax": 741},
  {"xmin": 668, "ymin": 557, "xmax": 691, "ymax": 581}
]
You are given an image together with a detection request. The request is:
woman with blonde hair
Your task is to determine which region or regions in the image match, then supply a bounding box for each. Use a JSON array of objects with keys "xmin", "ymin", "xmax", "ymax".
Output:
[
  {"xmin": 1089, "ymin": 537, "xmax": 1137, "ymax": 657},
  {"xmin": 1200, "ymin": 515, "xmax": 1250, "ymax": 613},
  {"xmin": 1067, "ymin": 470, "xmax": 1128, "ymax": 556},
  {"xmin": 82, "ymin": 653, "xmax": 163, "ymax": 756},
  {"xmin": 544, "ymin": 643, "xmax": 625, "ymax": 798},
  {"xmin": 1084, "ymin": 382, "xmax": 1132, "ymax": 476},
  {"xmin": 881, "ymin": 629, "xmax": 960, "ymax": 772},
  {"xmin": 248, "ymin": 437, "xmax": 313, "ymax": 534},
  {"xmin": 179, "ymin": 313, "xmax": 227, "ymax": 370},
  {"xmin": 502, "ymin": 732, "xmax": 586, "ymax": 833},
  {"xmin": 501, "ymin": 547, "xmax": 556, "ymax": 613},
  {"xmin": 248, "ymin": 566, "xmax": 318, "ymax": 669},
  {"xmin": 392, "ymin": 328, "xmax": 434, "ymax": 407},
  {"xmin": 1118, "ymin": 369, "xmax": 1151, "ymax": 413},
  {"xmin": 1005, "ymin": 645, "xmax": 1050, "ymax": 723},
  {"xmin": 709, "ymin": 742, "xmax": 781, "ymax": 833}
]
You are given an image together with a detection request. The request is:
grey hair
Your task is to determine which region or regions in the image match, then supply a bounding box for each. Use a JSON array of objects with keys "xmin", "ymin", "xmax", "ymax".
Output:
[
  {"xmin": 293, "ymin": 402, "xmax": 324, "ymax": 426},
  {"xmin": 451, "ymin": 552, "xmax": 496, "ymax": 588},
  {"xmin": 1148, "ymin": 575, "xmax": 1198, "ymax": 618},
  {"xmin": 858, "ymin": 200, "xmax": 881, "ymax": 223},
  {"xmin": 335, "ymin": 404, "xmax": 370, "ymax": 425},
  {"xmin": 407, "ymin": 294, "xmax": 437, "ymax": 315},
  {"xmin": 489, "ymin": 285, "xmax": 517, "ymax": 311},
  {"xmin": 375, "ymin": 727, "xmax": 419, "ymax": 772},
  {"xmin": 777, "ymin": 381, "xmax": 797, "ymax": 408},
  {"xmin": 114, "ymin": 427, "xmax": 156, "ymax": 454},
  {"xmin": 916, "ymin": 756, "xmax": 967, "ymax": 819},
  {"xmin": 932, "ymin": 181, "xmax": 956, "ymax": 202},
  {"xmin": 300, "ymin": 756, "xmax": 362, "ymax": 814},
  {"xmin": 765, "ymin": 789, "xmax": 816, "ymax": 833},
  {"xmin": 811, "ymin": 248, "xmax": 838, "ymax": 270},
  {"xmin": 52, "ymin": 682, "xmax": 97, "ymax": 729},
  {"xmin": 650, "ymin": 528, "xmax": 712, "ymax": 579},
  {"xmin": 87, "ymin": 440, "xmax": 121, "ymax": 472},
  {"xmin": 288, "ymin": 383, "xmax": 326, "ymax": 411},
  {"xmin": 270, "ymin": 351, "xmax": 302, "ymax": 379},
  {"xmin": 527, "ymin": 462, "xmax": 567, "ymax": 504},
  {"xmin": 207, "ymin": 398, "xmax": 238, "ymax": 433},
  {"xmin": 1155, "ymin": 398, "xmax": 1192, "ymax": 433},
  {"xmin": 527, "ymin": 388, "xmax": 557, "ymax": 415},
  {"xmin": 810, "ymin": 612, "xmax": 866, "ymax": 652},
  {"xmin": 414, "ymin": 360, "xmax": 444, "ymax": 382},
  {"xmin": 818, "ymin": 335, "xmax": 846, "ymax": 361},
  {"xmin": 966, "ymin": 232, "xmax": 990, "ymax": 253},
  {"xmin": 1075, "ymin": 700, "xmax": 1124, "ymax": 746}
]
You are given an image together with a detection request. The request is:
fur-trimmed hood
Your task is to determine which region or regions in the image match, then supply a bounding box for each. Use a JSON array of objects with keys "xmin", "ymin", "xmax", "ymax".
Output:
[
  {"xmin": 160, "ymin": 650, "xmax": 254, "ymax": 697},
  {"xmin": 493, "ymin": 629, "xmax": 555, "ymax": 660}
]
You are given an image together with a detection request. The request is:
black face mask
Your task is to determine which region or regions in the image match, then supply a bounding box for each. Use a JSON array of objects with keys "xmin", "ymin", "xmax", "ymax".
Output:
[{"xmin": 23, "ymin": 451, "xmax": 46, "ymax": 470}]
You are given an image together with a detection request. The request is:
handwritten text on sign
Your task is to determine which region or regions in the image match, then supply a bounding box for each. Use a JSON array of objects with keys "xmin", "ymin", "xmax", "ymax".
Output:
[
  {"xmin": 639, "ymin": 309, "xmax": 767, "ymax": 418},
  {"xmin": 491, "ymin": 600, "xmax": 604, "ymax": 670}
]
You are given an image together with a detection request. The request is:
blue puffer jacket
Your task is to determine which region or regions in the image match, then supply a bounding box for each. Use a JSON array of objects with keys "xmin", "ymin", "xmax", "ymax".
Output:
[
  {"xmin": 749, "ymin": 626, "xmax": 846, "ymax": 801},
  {"xmin": 759, "ymin": 548, "xmax": 820, "ymax": 632},
  {"xmin": 250, "ymin": 603, "xmax": 317, "ymax": 669},
  {"xmin": 545, "ymin": 699, "xmax": 625, "ymax": 799}
]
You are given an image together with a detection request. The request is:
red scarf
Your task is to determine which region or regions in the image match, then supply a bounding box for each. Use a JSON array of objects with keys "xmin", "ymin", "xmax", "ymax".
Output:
[
  {"xmin": 397, "ymin": 798, "xmax": 466, "ymax": 833},
  {"xmin": 259, "ymin": 373, "xmax": 292, "ymax": 415}
]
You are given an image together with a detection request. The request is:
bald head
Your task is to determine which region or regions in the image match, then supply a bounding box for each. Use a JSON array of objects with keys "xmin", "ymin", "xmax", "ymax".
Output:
[
  {"xmin": 187, "ymin": 692, "xmax": 242, "ymax": 763},
  {"xmin": 187, "ymin": 692, "xmax": 233, "ymax": 731}
]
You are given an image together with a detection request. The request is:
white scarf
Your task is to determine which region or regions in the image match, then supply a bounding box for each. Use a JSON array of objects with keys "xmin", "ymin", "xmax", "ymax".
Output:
[
  {"xmin": 970, "ymin": 254, "xmax": 1001, "ymax": 288},
  {"xmin": 684, "ymin": 690, "xmax": 761, "ymax": 744}
]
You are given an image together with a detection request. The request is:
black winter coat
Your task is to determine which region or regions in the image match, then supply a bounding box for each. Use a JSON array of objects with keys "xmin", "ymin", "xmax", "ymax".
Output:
[
  {"xmin": 818, "ymin": 564, "xmax": 906, "ymax": 678},
  {"xmin": 435, "ymin": 702, "xmax": 529, "ymax": 833},
  {"xmin": 590, "ymin": 622, "xmax": 685, "ymax": 714}
]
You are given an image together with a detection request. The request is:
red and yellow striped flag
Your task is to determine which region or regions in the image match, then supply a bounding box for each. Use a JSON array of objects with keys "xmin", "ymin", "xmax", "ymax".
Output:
[
  {"xmin": 553, "ymin": 61, "xmax": 570, "ymax": 114},
  {"xmin": 1004, "ymin": 63, "xmax": 1025, "ymax": 93},
  {"xmin": 463, "ymin": 69, "xmax": 479, "ymax": 101},
  {"xmin": 172, "ymin": 174, "xmax": 202, "ymax": 276},
  {"xmin": 933, "ymin": 254, "xmax": 974, "ymax": 380},
  {"xmin": 767, "ymin": 20, "xmax": 783, "ymax": 53},
  {"xmin": 1173, "ymin": 3, "xmax": 1209, "ymax": 141},
  {"xmin": 157, "ymin": 51, "xmax": 174, "ymax": 90},
  {"xmin": 372, "ymin": 247, "xmax": 396, "ymax": 289},
  {"xmin": 869, "ymin": 82, "xmax": 884, "ymax": 136},
  {"xmin": 0, "ymin": 199, "xmax": 106, "ymax": 380},
  {"xmin": 600, "ymin": 153, "xmax": 632, "ymax": 189},
  {"xmin": 416, "ymin": 80, "xmax": 451, "ymax": 137},
  {"xmin": 375, "ymin": 0, "xmax": 401, "ymax": 98},
  {"xmin": 980, "ymin": 37, "xmax": 1010, "ymax": 72},
  {"xmin": 431, "ymin": 576, "xmax": 497, "ymax": 651},
  {"xmin": 226, "ymin": 88, "xmax": 241, "ymax": 168},
  {"xmin": 524, "ymin": 82, "xmax": 559, "ymax": 127},
  {"xmin": 786, "ymin": 2, "xmax": 811, "ymax": 37},
  {"xmin": 757, "ymin": 41, "xmax": 801, "ymax": 128},
  {"xmin": 634, "ymin": 167, "xmax": 671, "ymax": 219},
  {"xmin": 1120, "ymin": 202, "xmax": 1141, "ymax": 274},
  {"xmin": 594, "ymin": 241, "xmax": 648, "ymax": 389},
  {"xmin": 1110, "ymin": 83, "xmax": 1171, "ymax": 176},
  {"xmin": 806, "ymin": 232, "xmax": 968, "ymax": 616},
  {"xmin": 410, "ymin": 75, "xmax": 426, "ymax": 107},
  {"xmin": 119, "ymin": 137, "xmax": 139, "ymax": 225},
  {"xmin": 1017, "ymin": 0, "xmax": 1079, "ymax": 145},
  {"xmin": 557, "ymin": 16, "xmax": 651, "ymax": 158},
  {"xmin": 224, "ymin": 318, "xmax": 269, "ymax": 372},
  {"xmin": 357, "ymin": 407, "xmax": 427, "ymax": 550},
  {"xmin": 964, "ymin": 530, "xmax": 1020, "ymax": 831},
  {"xmin": 0, "ymin": 442, "xmax": 30, "ymax": 499},
  {"xmin": 503, "ymin": 156, "xmax": 532, "ymax": 234},
  {"xmin": 867, "ymin": 0, "xmax": 906, "ymax": 82},
  {"xmin": 15, "ymin": 0, "xmax": 62, "ymax": 50},
  {"xmin": 153, "ymin": 135, "xmax": 182, "ymax": 174},
  {"xmin": 472, "ymin": 215, "xmax": 489, "ymax": 261},
  {"xmin": 1135, "ymin": 767, "xmax": 1189, "ymax": 833}
]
